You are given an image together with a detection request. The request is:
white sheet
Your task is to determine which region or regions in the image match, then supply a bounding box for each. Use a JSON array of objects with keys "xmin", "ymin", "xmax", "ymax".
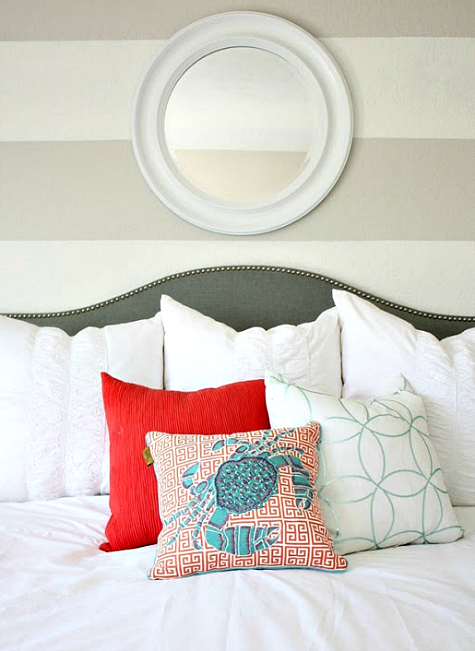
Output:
[{"xmin": 1, "ymin": 497, "xmax": 474, "ymax": 651}]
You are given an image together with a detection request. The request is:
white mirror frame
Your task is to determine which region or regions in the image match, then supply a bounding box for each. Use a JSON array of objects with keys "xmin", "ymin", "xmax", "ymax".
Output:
[{"xmin": 132, "ymin": 12, "xmax": 353, "ymax": 235}]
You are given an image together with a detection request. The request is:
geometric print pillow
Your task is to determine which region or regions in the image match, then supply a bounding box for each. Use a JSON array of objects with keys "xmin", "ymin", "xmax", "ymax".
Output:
[
  {"xmin": 265, "ymin": 373, "xmax": 464, "ymax": 556},
  {"xmin": 145, "ymin": 423, "xmax": 347, "ymax": 579}
]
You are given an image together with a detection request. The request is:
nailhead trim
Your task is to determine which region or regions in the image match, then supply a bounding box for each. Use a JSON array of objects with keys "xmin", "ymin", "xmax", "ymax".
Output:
[{"xmin": 3, "ymin": 265, "xmax": 475, "ymax": 323}]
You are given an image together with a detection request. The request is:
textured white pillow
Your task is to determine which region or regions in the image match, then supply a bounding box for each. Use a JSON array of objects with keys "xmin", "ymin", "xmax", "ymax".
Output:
[
  {"xmin": 160, "ymin": 294, "xmax": 342, "ymax": 395},
  {"xmin": 0, "ymin": 313, "xmax": 163, "ymax": 502},
  {"xmin": 333, "ymin": 289, "xmax": 475, "ymax": 506},
  {"xmin": 265, "ymin": 372, "xmax": 464, "ymax": 555}
]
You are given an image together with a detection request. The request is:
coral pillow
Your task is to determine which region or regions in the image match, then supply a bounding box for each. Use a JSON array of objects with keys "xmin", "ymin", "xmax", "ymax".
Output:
[
  {"xmin": 100, "ymin": 373, "xmax": 271, "ymax": 552},
  {"xmin": 146, "ymin": 422, "xmax": 347, "ymax": 579}
]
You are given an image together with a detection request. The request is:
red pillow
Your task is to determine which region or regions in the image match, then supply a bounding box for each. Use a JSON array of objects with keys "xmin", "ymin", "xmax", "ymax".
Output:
[{"xmin": 100, "ymin": 373, "xmax": 271, "ymax": 552}]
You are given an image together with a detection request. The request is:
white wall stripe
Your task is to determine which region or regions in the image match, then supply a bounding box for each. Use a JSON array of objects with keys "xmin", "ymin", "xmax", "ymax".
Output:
[
  {"xmin": 0, "ymin": 40, "xmax": 162, "ymax": 142},
  {"xmin": 1, "ymin": 38, "xmax": 474, "ymax": 142},
  {"xmin": 1, "ymin": 241, "xmax": 474, "ymax": 315}
]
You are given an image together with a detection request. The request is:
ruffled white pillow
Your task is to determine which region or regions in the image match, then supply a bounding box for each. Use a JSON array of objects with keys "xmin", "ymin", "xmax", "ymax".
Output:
[
  {"xmin": 160, "ymin": 294, "xmax": 342, "ymax": 396},
  {"xmin": 0, "ymin": 313, "xmax": 163, "ymax": 501},
  {"xmin": 333, "ymin": 289, "xmax": 475, "ymax": 506}
]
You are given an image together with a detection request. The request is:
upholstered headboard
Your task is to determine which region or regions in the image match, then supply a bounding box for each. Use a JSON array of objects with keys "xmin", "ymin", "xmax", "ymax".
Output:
[{"xmin": 4, "ymin": 266, "xmax": 475, "ymax": 339}]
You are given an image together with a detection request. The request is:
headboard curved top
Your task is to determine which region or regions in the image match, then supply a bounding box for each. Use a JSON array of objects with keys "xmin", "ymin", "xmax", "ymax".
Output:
[{"xmin": 4, "ymin": 265, "xmax": 475, "ymax": 339}]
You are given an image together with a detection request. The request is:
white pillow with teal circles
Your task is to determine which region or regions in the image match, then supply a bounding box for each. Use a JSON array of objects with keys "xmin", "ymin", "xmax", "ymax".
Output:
[{"xmin": 264, "ymin": 371, "xmax": 464, "ymax": 555}]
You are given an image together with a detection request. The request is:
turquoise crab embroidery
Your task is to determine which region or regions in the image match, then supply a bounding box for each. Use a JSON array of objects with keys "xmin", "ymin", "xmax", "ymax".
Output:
[{"xmin": 163, "ymin": 428, "xmax": 314, "ymax": 556}]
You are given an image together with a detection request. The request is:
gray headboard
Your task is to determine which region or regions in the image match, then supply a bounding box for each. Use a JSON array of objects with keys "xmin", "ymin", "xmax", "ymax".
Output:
[{"xmin": 4, "ymin": 265, "xmax": 475, "ymax": 339}]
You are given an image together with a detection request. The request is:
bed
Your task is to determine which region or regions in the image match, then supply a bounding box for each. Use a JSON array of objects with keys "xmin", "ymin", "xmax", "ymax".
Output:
[{"xmin": 1, "ymin": 265, "xmax": 474, "ymax": 651}]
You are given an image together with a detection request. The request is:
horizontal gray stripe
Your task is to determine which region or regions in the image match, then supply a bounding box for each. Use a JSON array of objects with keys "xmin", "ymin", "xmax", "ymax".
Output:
[
  {"xmin": 1, "ymin": 0, "xmax": 474, "ymax": 40},
  {"xmin": 0, "ymin": 139, "xmax": 474, "ymax": 241}
]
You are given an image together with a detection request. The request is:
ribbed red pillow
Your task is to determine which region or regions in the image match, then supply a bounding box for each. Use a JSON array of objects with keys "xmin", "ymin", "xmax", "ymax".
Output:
[{"xmin": 100, "ymin": 373, "xmax": 271, "ymax": 552}]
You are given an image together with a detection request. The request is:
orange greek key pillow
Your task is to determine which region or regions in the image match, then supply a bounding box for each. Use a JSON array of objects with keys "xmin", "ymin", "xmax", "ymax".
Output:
[{"xmin": 146, "ymin": 422, "xmax": 347, "ymax": 579}]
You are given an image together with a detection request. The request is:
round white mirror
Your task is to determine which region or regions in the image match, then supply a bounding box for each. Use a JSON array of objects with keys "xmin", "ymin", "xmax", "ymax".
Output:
[
  {"xmin": 164, "ymin": 47, "xmax": 324, "ymax": 204},
  {"xmin": 132, "ymin": 12, "xmax": 353, "ymax": 234}
]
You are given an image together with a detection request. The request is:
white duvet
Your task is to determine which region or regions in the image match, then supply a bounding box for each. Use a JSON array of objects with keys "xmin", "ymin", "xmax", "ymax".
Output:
[{"xmin": 1, "ymin": 497, "xmax": 474, "ymax": 651}]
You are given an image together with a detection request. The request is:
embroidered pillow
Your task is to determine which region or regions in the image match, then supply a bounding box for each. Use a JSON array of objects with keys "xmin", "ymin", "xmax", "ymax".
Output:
[
  {"xmin": 146, "ymin": 422, "xmax": 347, "ymax": 579},
  {"xmin": 265, "ymin": 372, "xmax": 463, "ymax": 555},
  {"xmin": 160, "ymin": 294, "xmax": 342, "ymax": 395},
  {"xmin": 100, "ymin": 374, "xmax": 271, "ymax": 552}
]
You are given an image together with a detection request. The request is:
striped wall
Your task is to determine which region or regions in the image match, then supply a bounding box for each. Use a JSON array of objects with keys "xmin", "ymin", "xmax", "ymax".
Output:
[{"xmin": 0, "ymin": 0, "xmax": 474, "ymax": 312}]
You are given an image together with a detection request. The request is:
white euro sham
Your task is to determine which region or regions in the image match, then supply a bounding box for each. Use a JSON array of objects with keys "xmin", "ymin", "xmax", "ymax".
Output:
[
  {"xmin": 161, "ymin": 294, "xmax": 342, "ymax": 395},
  {"xmin": 0, "ymin": 313, "xmax": 163, "ymax": 501},
  {"xmin": 333, "ymin": 289, "xmax": 475, "ymax": 506}
]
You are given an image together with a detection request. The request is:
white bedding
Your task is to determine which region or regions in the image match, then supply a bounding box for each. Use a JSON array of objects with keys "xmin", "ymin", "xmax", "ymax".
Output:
[{"xmin": 1, "ymin": 498, "xmax": 474, "ymax": 651}]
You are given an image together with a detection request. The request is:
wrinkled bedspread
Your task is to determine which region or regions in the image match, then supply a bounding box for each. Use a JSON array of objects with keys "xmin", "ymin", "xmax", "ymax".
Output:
[{"xmin": 1, "ymin": 497, "xmax": 474, "ymax": 651}]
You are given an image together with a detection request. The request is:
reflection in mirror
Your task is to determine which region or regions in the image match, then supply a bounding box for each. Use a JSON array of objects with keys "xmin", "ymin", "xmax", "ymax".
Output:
[{"xmin": 164, "ymin": 47, "xmax": 319, "ymax": 204}]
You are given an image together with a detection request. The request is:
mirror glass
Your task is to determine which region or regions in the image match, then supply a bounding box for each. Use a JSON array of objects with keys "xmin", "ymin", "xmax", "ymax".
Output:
[{"xmin": 164, "ymin": 47, "xmax": 321, "ymax": 204}]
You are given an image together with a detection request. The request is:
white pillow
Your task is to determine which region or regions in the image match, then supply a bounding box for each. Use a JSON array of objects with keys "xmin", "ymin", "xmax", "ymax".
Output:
[
  {"xmin": 265, "ymin": 371, "xmax": 463, "ymax": 555},
  {"xmin": 333, "ymin": 289, "xmax": 475, "ymax": 506},
  {"xmin": 0, "ymin": 313, "xmax": 163, "ymax": 502},
  {"xmin": 160, "ymin": 294, "xmax": 342, "ymax": 395}
]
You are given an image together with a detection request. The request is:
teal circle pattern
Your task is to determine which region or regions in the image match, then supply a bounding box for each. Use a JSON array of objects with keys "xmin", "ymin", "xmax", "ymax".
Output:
[{"xmin": 266, "ymin": 373, "xmax": 463, "ymax": 555}]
